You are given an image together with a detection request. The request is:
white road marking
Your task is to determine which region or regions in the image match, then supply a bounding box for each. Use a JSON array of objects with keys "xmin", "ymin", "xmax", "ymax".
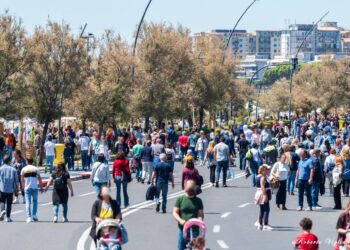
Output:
[
  {"xmin": 217, "ymin": 240, "xmax": 229, "ymax": 249},
  {"xmin": 238, "ymin": 203, "xmax": 251, "ymax": 208},
  {"xmin": 40, "ymin": 202, "xmax": 52, "ymax": 207},
  {"xmin": 11, "ymin": 210, "xmax": 24, "ymax": 215},
  {"xmin": 213, "ymin": 225, "xmax": 221, "ymax": 233},
  {"xmin": 79, "ymin": 192, "xmax": 96, "ymax": 197},
  {"xmin": 77, "ymin": 172, "xmax": 245, "ymax": 250},
  {"xmin": 221, "ymin": 212, "xmax": 231, "ymax": 218}
]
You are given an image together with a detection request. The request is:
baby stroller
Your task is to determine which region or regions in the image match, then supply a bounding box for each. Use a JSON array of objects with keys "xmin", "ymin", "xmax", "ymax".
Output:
[
  {"xmin": 182, "ymin": 219, "xmax": 206, "ymax": 250},
  {"xmin": 96, "ymin": 219, "xmax": 128, "ymax": 250}
]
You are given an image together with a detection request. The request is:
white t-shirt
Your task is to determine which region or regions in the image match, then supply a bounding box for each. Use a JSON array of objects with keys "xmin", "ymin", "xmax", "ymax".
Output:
[
  {"xmin": 44, "ymin": 141, "xmax": 55, "ymax": 156},
  {"xmin": 20, "ymin": 165, "xmax": 40, "ymax": 190},
  {"xmin": 214, "ymin": 143, "xmax": 230, "ymax": 162},
  {"xmin": 244, "ymin": 129, "xmax": 253, "ymax": 143},
  {"xmin": 271, "ymin": 162, "xmax": 289, "ymax": 181},
  {"xmin": 79, "ymin": 136, "xmax": 90, "ymax": 151}
]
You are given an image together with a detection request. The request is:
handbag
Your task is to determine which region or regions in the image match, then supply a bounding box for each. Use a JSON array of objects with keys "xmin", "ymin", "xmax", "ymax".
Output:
[
  {"xmin": 122, "ymin": 170, "xmax": 132, "ymax": 183},
  {"xmin": 270, "ymin": 163, "xmax": 281, "ymax": 189},
  {"xmin": 146, "ymin": 185, "xmax": 157, "ymax": 201}
]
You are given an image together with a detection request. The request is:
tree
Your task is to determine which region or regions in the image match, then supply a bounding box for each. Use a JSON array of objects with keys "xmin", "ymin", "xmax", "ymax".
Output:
[
  {"xmin": 294, "ymin": 60, "xmax": 350, "ymax": 115},
  {"xmin": 66, "ymin": 31, "xmax": 133, "ymax": 132},
  {"xmin": 0, "ymin": 11, "xmax": 28, "ymax": 117},
  {"xmin": 131, "ymin": 22, "xmax": 194, "ymax": 129},
  {"xmin": 26, "ymin": 21, "xmax": 89, "ymax": 164}
]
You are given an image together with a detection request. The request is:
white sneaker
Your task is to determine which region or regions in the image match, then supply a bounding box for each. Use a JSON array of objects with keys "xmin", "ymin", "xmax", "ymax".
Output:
[
  {"xmin": 254, "ymin": 221, "xmax": 260, "ymax": 227},
  {"xmin": 0, "ymin": 210, "xmax": 6, "ymax": 221},
  {"xmin": 62, "ymin": 217, "xmax": 68, "ymax": 223},
  {"xmin": 53, "ymin": 216, "xmax": 58, "ymax": 223},
  {"xmin": 26, "ymin": 217, "xmax": 33, "ymax": 223},
  {"xmin": 304, "ymin": 207, "xmax": 312, "ymax": 211},
  {"xmin": 32, "ymin": 216, "xmax": 38, "ymax": 222},
  {"xmin": 263, "ymin": 225, "xmax": 273, "ymax": 231},
  {"xmin": 297, "ymin": 206, "xmax": 303, "ymax": 211},
  {"xmin": 257, "ymin": 225, "xmax": 263, "ymax": 230},
  {"xmin": 12, "ymin": 198, "xmax": 19, "ymax": 204}
]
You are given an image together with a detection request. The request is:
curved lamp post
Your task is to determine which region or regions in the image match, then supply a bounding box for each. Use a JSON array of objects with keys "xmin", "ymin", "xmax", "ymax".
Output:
[
  {"xmin": 288, "ymin": 11, "xmax": 329, "ymax": 125},
  {"xmin": 132, "ymin": 0, "xmax": 153, "ymax": 82}
]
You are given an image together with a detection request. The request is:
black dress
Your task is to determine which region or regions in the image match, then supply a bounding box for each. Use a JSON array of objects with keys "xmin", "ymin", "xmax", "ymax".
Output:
[{"xmin": 51, "ymin": 172, "xmax": 70, "ymax": 205}]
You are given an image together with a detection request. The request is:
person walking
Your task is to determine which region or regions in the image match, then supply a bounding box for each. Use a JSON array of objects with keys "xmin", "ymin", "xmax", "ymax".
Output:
[
  {"xmin": 333, "ymin": 156, "xmax": 344, "ymax": 210},
  {"xmin": 151, "ymin": 153, "xmax": 174, "ymax": 213},
  {"xmin": 90, "ymin": 186, "xmax": 122, "ymax": 246},
  {"xmin": 255, "ymin": 165, "xmax": 272, "ymax": 231},
  {"xmin": 249, "ymin": 143, "xmax": 262, "ymax": 187},
  {"xmin": 271, "ymin": 154, "xmax": 289, "ymax": 210},
  {"xmin": 89, "ymin": 132, "xmax": 101, "ymax": 164},
  {"xmin": 152, "ymin": 138, "xmax": 166, "ymax": 167},
  {"xmin": 20, "ymin": 157, "xmax": 43, "ymax": 223},
  {"xmin": 165, "ymin": 143, "xmax": 176, "ymax": 172},
  {"xmin": 45, "ymin": 162, "xmax": 74, "ymax": 223},
  {"xmin": 44, "ymin": 135, "xmax": 55, "ymax": 173},
  {"xmin": 12, "ymin": 149, "xmax": 26, "ymax": 204},
  {"xmin": 141, "ymin": 140, "xmax": 153, "ymax": 184},
  {"xmin": 173, "ymin": 180, "xmax": 204, "ymax": 250},
  {"xmin": 204, "ymin": 141, "xmax": 216, "ymax": 186},
  {"xmin": 91, "ymin": 154, "xmax": 111, "ymax": 195},
  {"xmin": 296, "ymin": 149, "xmax": 314, "ymax": 211},
  {"xmin": 195, "ymin": 131, "xmax": 208, "ymax": 165},
  {"xmin": 311, "ymin": 149, "xmax": 323, "ymax": 210},
  {"xmin": 341, "ymin": 146, "xmax": 350, "ymax": 197},
  {"xmin": 178, "ymin": 131, "xmax": 189, "ymax": 160},
  {"xmin": 324, "ymin": 148, "xmax": 336, "ymax": 195},
  {"xmin": 181, "ymin": 159, "xmax": 200, "ymax": 190},
  {"xmin": 78, "ymin": 133, "xmax": 90, "ymax": 170},
  {"xmin": 214, "ymin": 137, "xmax": 231, "ymax": 188},
  {"xmin": 0, "ymin": 156, "xmax": 18, "ymax": 222},
  {"xmin": 132, "ymin": 139, "xmax": 143, "ymax": 182},
  {"xmin": 287, "ymin": 145, "xmax": 300, "ymax": 196},
  {"xmin": 112, "ymin": 152, "xmax": 131, "ymax": 208},
  {"xmin": 237, "ymin": 134, "xmax": 249, "ymax": 170}
]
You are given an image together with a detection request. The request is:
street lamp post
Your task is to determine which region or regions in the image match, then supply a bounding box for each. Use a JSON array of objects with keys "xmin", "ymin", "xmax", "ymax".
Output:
[{"xmin": 288, "ymin": 11, "xmax": 329, "ymax": 125}]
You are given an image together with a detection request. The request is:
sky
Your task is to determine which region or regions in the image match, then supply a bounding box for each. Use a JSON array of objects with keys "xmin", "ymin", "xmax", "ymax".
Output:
[{"xmin": 2, "ymin": 0, "xmax": 350, "ymax": 41}]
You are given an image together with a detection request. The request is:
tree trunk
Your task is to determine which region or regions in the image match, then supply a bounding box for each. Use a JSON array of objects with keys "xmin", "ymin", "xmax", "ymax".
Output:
[
  {"xmin": 145, "ymin": 115, "xmax": 150, "ymax": 132},
  {"xmin": 39, "ymin": 119, "xmax": 50, "ymax": 166},
  {"xmin": 199, "ymin": 107, "xmax": 204, "ymax": 129},
  {"xmin": 157, "ymin": 119, "xmax": 162, "ymax": 129},
  {"xmin": 188, "ymin": 115, "xmax": 193, "ymax": 129},
  {"xmin": 82, "ymin": 117, "xmax": 87, "ymax": 134},
  {"xmin": 18, "ymin": 116, "xmax": 23, "ymax": 151},
  {"xmin": 99, "ymin": 122, "xmax": 104, "ymax": 135}
]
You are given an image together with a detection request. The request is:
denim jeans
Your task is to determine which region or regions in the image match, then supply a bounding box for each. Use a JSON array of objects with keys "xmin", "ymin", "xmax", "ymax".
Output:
[
  {"xmin": 92, "ymin": 153, "xmax": 98, "ymax": 164},
  {"xmin": 259, "ymin": 202, "xmax": 270, "ymax": 226},
  {"xmin": 53, "ymin": 203, "xmax": 68, "ymax": 218},
  {"xmin": 5, "ymin": 146, "xmax": 12, "ymax": 161},
  {"xmin": 311, "ymin": 182, "xmax": 320, "ymax": 207},
  {"xmin": 287, "ymin": 170, "xmax": 297, "ymax": 193},
  {"xmin": 46, "ymin": 155, "xmax": 54, "ymax": 173},
  {"xmin": 239, "ymin": 153, "xmax": 246, "ymax": 170},
  {"xmin": 178, "ymin": 228, "xmax": 187, "ymax": 250},
  {"xmin": 298, "ymin": 180, "xmax": 312, "ymax": 207},
  {"xmin": 94, "ymin": 182, "xmax": 107, "ymax": 196},
  {"xmin": 155, "ymin": 182, "xmax": 169, "ymax": 210},
  {"xmin": 0, "ymin": 150, "xmax": 3, "ymax": 165},
  {"xmin": 215, "ymin": 161, "xmax": 228, "ymax": 184},
  {"xmin": 250, "ymin": 160, "xmax": 259, "ymax": 187},
  {"xmin": 101, "ymin": 244, "xmax": 121, "ymax": 250},
  {"xmin": 189, "ymin": 146, "xmax": 196, "ymax": 159},
  {"xmin": 134, "ymin": 159, "xmax": 142, "ymax": 178},
  {"xmin": 180, "ymin": 147, "xmax": 188, "ymax": 160},
  {"xmin": 81, "ymin": 150, "xmax": 89, "ymax": 170},
  {"xmin": 141, "ymin": 161, "xmax": 152, "ymax": 181},
  {"xmin": 197, "ymin": 150, "xmax": 205, "ymax": 162},
  {"xmin": 25, "ymin": 188, "xmax": 38, "ymax": 218},
  {"xmin": 115, "ymin": 177, "xmax": 129, "ymax": 207}
]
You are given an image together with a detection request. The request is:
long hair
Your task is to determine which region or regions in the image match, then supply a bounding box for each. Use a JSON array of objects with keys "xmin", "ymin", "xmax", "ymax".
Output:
[{"xmin": 207, "ymin": 141, "xmax": 215, "ymax": 152}]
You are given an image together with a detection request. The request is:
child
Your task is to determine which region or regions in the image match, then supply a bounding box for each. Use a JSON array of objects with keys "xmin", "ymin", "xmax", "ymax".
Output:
[
  {"xmin": 189, "ymin": 237, "xmax": 205, "ymax": 250},
  {"xmin": 294, "ymin": 218, "xmax": 319, "ymax": 250},
  {"xmin": 99, "ymin": 226, "xmax": 122, "ymax": 250}
]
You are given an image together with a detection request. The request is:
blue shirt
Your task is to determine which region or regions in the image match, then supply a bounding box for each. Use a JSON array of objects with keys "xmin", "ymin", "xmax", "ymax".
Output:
[
  {"xmin": 298, "ymin": 158, "xmax": 314, "ymax": 180},
  {"xmin": 0, "ymin": 165, "xmax": 18, "ymax": 193},
  {"xmin": 154, "ymin": 162, "xmax": 172, "ymax": 184}
]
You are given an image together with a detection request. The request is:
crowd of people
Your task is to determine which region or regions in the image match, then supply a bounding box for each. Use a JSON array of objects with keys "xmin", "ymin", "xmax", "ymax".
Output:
[{"xmin": 2, "ymin": 115, "xmax": 350, "ymax": 249}]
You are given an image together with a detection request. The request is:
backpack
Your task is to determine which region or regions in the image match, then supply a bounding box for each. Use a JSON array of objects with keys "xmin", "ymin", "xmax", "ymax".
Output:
[
  {"xmin": 54, "ymin": 174, "xmax": 66, "ymax": 190},
  {"xmin": 245, "ymin": 150, "xmax": 252, "ymax": 160}
]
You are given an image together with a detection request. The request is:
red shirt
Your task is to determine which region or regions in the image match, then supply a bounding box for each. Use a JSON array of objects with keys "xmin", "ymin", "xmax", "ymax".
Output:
[
  {"xmin": 294, "ymin": 232, "xmax": 319, "ymax": 250},
  {"xmin": 112, "ymin": 159, "xmax": 131, "ymax": 178},
  {"xmin": 178, "ymin": 135, "xmax": 188, "ymax": 147}
]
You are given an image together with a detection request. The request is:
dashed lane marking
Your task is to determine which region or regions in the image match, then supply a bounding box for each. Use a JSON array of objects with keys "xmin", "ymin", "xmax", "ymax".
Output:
[
  {"xmin": 221, "ymin": 212, "xmax": 231, "ymax": 218},
  {"xmin": 238, "ymin": 203, "xmax": 251, "ymax": 208},
  {"xmin": 217, "ymin": 240, "xmax": 229, "ymax": 249},
  {"xmin": 213, "ymin": 225, "xmax": 221, "ymax": 233}
]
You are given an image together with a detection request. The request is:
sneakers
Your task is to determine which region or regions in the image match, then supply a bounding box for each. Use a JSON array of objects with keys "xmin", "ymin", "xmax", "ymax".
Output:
[
  {"xmin": 0, "ymin": 210, "xmax": 6, "ymax": 221},
  {"xmin": 257, "ymin": 225, "xmax": 263, "ymax": 230},
  {"xmin": 26, "ymin": 217, "xmax": 33, "ymax": 223},
  {"xmin": 12, "ymin": 198, "xmax": 19, "ymax": 204},
  {"xmin": 304, "ymin": 207, "xmax": 312, "ymax": 211},
  {"xmin": 4, "ymin": 217, "xmax": 12, "ymax": 223},
  {"xmin": 32, "ymin": 216, "xmax": 39, "ymax": 222},
  {"xmin": 254, "ymin": 221, "xmax": 260, "ymax": 227},
  {"xmin": 63, "ymin": 217, "xmax": 68, "ymax": 223},
  {"xmin": 315, "ymin": 204, "xmax": 323, "ymax": 210},
  {"xmin": 297, "ymin": 206, "xmax": 303, "ymax": 211},
  {"xmin": 53, "ymin": 216, "xmax": 58, "ymax": 223},
  {"xmin": 263, "ymin": 225, "xmax": 273, "ymax": 231}
]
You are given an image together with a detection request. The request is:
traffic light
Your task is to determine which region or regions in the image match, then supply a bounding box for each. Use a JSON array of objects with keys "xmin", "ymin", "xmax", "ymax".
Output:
[{"xmin": 290, "ymin": 57, "xmax": 298, "ymax": 71}]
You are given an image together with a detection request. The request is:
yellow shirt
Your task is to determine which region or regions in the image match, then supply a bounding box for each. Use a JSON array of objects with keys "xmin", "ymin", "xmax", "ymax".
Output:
[{"xmin": 99, "ymin": 203, "xmax": 114, "ymax": 219}]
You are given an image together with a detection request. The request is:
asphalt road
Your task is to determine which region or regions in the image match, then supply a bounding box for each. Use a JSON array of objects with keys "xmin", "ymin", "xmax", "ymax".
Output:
[{"xmin": 0, "ymin": 162, "xmax": 347, "ymax": 250}]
